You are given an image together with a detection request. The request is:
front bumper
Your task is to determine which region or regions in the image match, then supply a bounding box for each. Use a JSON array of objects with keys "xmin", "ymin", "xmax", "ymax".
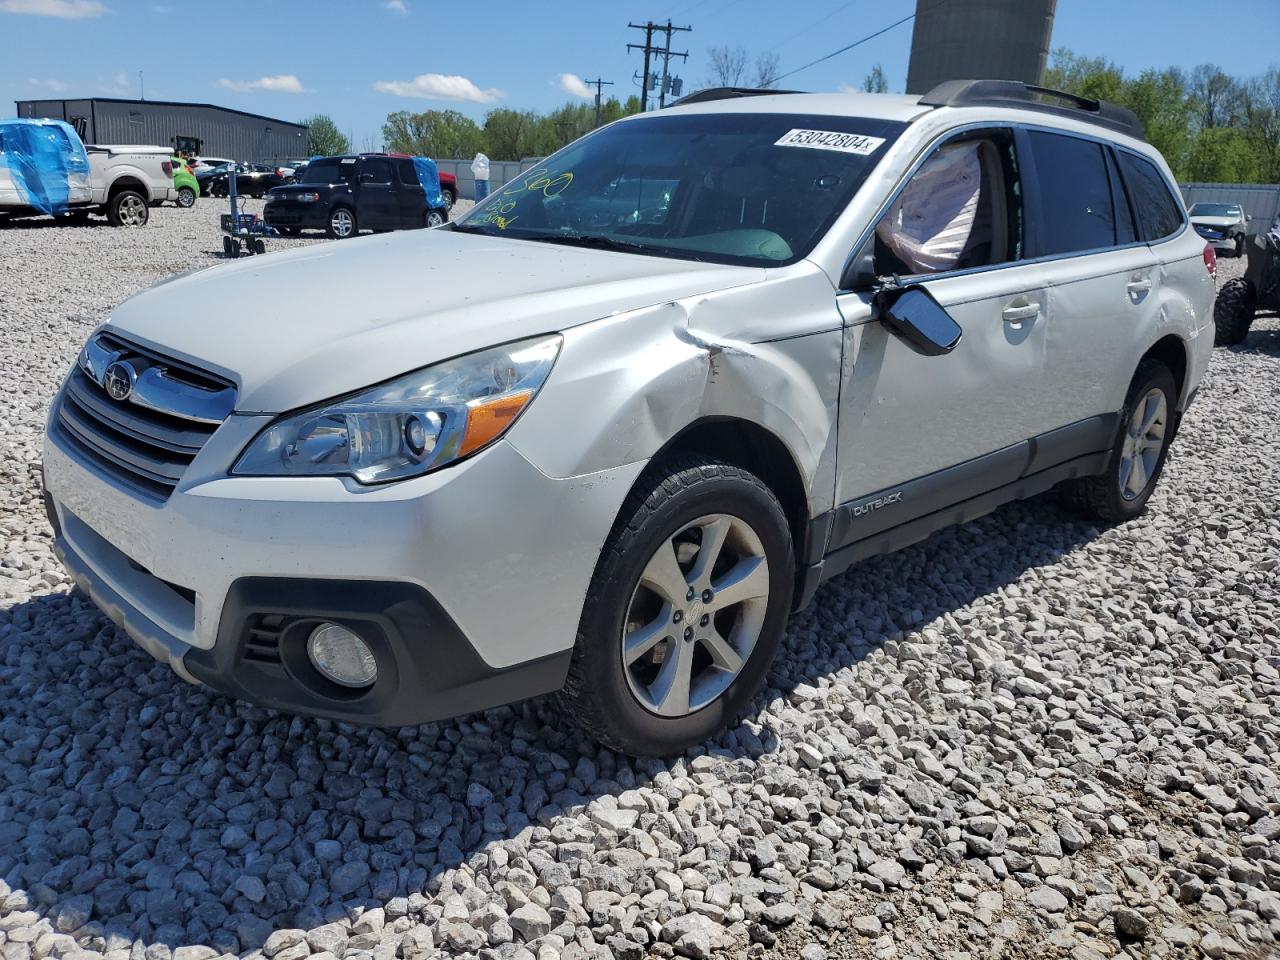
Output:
[
  {"xmin": 43, "ymin": 419, "xmax": 643, "ymax": 725},
  {"xmin": 263, "ymin": 201, "xmax": 327, "ymax": 229}
]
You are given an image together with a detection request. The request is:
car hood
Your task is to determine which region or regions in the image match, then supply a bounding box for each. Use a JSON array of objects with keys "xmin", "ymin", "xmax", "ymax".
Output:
[
  {"xmin": 106, "ymin": 228, "xmax": 766, "ymax": 413},
  {"xmin": 1190, "ymin": 215, "xmax": 1238, "ymax": 228}
]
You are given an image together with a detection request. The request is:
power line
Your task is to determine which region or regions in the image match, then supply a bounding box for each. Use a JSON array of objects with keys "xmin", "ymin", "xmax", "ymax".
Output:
[
  {"xmin": 773, "ymin": 0, "xmax": 948, "ymax": 84},
  {"xmin": 769, "ymin": 0, "xmax": 862, "ymax": 53}
]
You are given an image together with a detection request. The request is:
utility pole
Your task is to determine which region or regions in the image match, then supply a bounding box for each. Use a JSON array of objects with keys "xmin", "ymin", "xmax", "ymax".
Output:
[
  {"xmin": 582, "ymin": 76, "xmax": 615, "ymax": 127},
  {"xmin": 655, "ymin": 20, "xmax": 690, "ymax": 109},
  {"xmin": 628, "ymin": 20, "xmax": 690, "ymax": 111}
]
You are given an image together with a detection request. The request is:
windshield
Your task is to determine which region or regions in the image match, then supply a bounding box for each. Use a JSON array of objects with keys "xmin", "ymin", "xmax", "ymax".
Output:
[
  {"xmin": 455, "ymin": 112, "xmax": 906, "ymax": 266},
  {"xmin": 300, "ymin": 157, "xmax": 356, "ymax": 185},
  {"xmin": 1190, "ymin": 203, "xmax": 1239, "ymax": 217}
]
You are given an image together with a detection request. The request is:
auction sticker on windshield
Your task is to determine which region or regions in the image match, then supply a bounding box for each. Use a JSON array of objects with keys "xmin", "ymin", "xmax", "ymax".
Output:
[{"xmin": 774, "ymin": 129, "xmax": 886, "ymax": 155}]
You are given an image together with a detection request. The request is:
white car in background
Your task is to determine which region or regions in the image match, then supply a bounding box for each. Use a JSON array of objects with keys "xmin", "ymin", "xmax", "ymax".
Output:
[{"xmin": 1189, "ymin": 202, "xmax": 1250, "ymax": 257}]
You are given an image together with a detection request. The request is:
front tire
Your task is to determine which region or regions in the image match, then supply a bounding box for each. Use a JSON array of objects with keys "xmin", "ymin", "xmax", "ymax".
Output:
[
  {"xmin": 327, "ymin": 206, "xmax": 356, "ymax": 239},
  {"xmin": 424, "ymin": 209, "xmax": 446, "ymax": 228},
  {"xmin": 1233, "ymin": 234, "xmax": 1245, "ymax": 258},
  {"xmin": 1214, "ymin": 278, "xmax": 1256, "ymax": 346},
  {"xmin": 560, "ymin": 456, "xmax": 794, "ymax": 756},
  {"xmin": 441, "ymin": 187, "xmax": 456, "ymax": 209},
  {"xmin": 1064, "ymin": 359, "xmax": 1177, "ymax": 523},
  {"xmin": 106, "ymin": 190, "xmax": 149, "ymax": 227}
]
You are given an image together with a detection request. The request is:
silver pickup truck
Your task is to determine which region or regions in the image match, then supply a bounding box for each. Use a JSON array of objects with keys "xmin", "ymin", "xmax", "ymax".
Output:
[
  {"xmin": 82, "ymin": 145, "xmax": 177, "ymax": 226},
  {"xmin": 0, "ymin": 120, "xmax": 174, "ymax": 227}
]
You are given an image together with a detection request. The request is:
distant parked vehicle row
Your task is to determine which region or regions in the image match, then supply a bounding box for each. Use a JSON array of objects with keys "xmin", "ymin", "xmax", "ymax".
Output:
[{"xmin": 264, "ymin": 153, "xmax": 450, "ymax": 239}]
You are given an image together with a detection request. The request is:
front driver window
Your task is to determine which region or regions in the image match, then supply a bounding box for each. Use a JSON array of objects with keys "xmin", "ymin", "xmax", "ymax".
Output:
[{"xmin": 872, "ymin": 130, "xmax": 1022, "ymax": 277}]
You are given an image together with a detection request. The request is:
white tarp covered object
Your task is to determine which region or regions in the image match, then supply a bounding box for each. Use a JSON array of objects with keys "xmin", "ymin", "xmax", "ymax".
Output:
[{"xmin": 876, "ymin": 142, "xmax": 982, "ymax": 274}]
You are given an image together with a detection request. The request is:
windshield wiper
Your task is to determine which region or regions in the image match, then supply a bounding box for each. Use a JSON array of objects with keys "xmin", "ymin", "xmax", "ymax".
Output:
[{"xmin": 524, "ymin": 233, "xmax": 651, "ymax": 254}]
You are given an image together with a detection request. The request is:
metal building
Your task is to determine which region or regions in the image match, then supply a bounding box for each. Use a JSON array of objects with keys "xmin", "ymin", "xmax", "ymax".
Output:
[
  {"xmin": 12, "ymin": 97, "xmax": 307, "ymax": 162},
  {"xmin": 906, "ymin": 0, "xmax": 1058, "ymax": 95}
]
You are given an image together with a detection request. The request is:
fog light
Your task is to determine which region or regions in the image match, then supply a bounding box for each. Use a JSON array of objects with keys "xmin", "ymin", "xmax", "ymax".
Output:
[{"xmin": 307, "ymin": 622, "xmax": 377, "ymax": 688}]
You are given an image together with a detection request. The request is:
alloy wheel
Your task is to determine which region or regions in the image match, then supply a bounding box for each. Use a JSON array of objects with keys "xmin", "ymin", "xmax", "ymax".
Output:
[
  {"xmin": 622, "ymin": 513, "xmax": 770, "ymax": 717},
  {"xmin": 1119, "ymin": 388, "xmax": 1167, "ymax": 500},
  {"xmin": 119, "ymin": 194, "xmax": 147, "ymax": 225},
  {"xmin": 331, "ymin": 209, "xmax": 354, "ymax": 237}
]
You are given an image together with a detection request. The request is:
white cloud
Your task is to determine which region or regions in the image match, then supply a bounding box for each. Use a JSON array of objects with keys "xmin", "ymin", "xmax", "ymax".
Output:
[
  {"xmin": 97, "ymin": 71, "xmax": 130, "ymax": 95},
  {"xmin": 557, "ymin": 73, "xmax": 593, "ymax": 100},
  {"xmin": 27, "ymin": 77, "xmax": 69, "ymax": 92},
  {"xmin": 0, "ymin": 0, "xmax": 104, "ymax": 17},
  {"xmin": 374, "ymin": 73, "xmax": 502, "ymax": 103},
  {"xmin": 217, "ymin": 74, "xmax": 307, "ymax": 94},
  {"xmin": 384, "ymin": 0, "xmax": 408, "ymax": 12}
]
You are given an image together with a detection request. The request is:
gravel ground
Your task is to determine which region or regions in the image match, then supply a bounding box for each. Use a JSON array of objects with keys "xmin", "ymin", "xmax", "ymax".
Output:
[{"xmin": 1, "ymin": 206, "xmax": 1278, "ymax": 960}]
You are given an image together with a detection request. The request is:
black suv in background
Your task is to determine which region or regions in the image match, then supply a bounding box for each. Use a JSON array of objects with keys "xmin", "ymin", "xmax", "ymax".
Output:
[{"xmin": 264, "ymin": 154, "xmax": 449, "ymax": 239}]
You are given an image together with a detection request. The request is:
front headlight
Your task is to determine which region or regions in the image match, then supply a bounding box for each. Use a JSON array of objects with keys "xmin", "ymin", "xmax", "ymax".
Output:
[{"xmin": 234, "ymin": 334, "xmax": 561, "ymax": 483}]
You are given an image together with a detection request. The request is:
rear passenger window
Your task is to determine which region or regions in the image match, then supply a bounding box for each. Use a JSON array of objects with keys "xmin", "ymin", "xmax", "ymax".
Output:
[
  {"xmin": 1026, "ymin": 131, "xmax": 1117, "ymax": 255},
  {"xmin": 362, "ymin": 158, "xmax": 393, "ymax": 184},
  {"xmin": 1116, "ymin": 152, "xmax": 1184, "ymax": 242}
]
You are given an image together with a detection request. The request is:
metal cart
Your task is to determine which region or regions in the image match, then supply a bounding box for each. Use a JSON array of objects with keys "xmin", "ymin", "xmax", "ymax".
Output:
[{"xmin": 219, "ymin": 167, "xmax": 274, "ymax": 257}]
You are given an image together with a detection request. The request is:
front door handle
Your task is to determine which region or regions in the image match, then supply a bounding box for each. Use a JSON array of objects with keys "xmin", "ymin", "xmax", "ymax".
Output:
[{"xmin": 1002, "ymin": 301, "xmax": 1041, "ymax": 323}]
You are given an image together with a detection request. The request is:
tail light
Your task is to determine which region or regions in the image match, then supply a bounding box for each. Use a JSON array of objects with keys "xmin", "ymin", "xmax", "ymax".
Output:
[
  {"xmin": 162, "ymin": 160, "xmax": 173, "ymax": 176},
  {"xmin": 276, "ymin": 168, "xmax": 284, "ymax": 178},
  {"xmin": 1203, "ymin": 243, "xmax": 1217, "ymax": 279}
]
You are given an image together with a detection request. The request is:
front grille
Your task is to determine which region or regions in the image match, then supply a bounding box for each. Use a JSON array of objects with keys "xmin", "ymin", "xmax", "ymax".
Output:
[{"xmin": 54, "ymin": 333, "xmax": 235, "ymax": 501}]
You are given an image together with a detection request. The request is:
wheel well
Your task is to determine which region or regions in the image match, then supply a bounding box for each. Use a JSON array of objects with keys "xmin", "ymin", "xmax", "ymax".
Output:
[
  {"xmin": 1141, "ymin": 335, "xmax": 1188, "ymax": 405},
  {"xmin": 651, "ymin": 418, "xmax": 811, "ymax": 562},
  {"xmin": 108, "ymin": 177, "xmax": 146, "ymax": 200}
]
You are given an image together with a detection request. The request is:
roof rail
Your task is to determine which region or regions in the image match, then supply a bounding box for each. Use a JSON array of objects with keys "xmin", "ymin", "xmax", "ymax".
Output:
[
  {"xmin": 919, "ymin": 79, "xmax": 1145, "ymax": 141},
  {"xmin": 670, "ymin": 86, "xmax": 805, "ymax": 107}
]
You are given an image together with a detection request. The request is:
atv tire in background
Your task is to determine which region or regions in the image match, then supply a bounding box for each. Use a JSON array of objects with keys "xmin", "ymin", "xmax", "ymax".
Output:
[{"xmin": 1214, "ymin": 278, "xmax": 1256, "ymax": 346}]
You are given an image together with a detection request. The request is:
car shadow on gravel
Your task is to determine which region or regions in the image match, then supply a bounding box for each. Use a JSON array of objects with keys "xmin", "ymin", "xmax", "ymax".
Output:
[{"xmin": 0, "ymin": 491, "xmax": 1103, "ymax": 954}]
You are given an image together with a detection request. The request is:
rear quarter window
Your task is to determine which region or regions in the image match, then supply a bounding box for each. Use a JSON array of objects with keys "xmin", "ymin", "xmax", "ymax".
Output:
[{"xmin": 1116, "ymin": 151, "xmax": 1184, "ymax": 242}]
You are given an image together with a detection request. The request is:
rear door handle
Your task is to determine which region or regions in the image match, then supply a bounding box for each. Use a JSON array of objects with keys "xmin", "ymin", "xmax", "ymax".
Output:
[
  {"xmin": 1002, "ymin": 301, "xmax": 1041, "ymax": 323},
  {"xmin": 1127, "ymin": 277, "xmax": 1153, "ymax": 297}
]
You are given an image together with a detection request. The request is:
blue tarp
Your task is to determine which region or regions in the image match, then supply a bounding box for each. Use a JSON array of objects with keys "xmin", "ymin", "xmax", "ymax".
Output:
[
  {"xmin": 0, "ymin": 118, "xmax": 90, "ymax": 215},
  {"xmin": 411, "ymin": 156, "xmax": 446, "ymax": 209}
]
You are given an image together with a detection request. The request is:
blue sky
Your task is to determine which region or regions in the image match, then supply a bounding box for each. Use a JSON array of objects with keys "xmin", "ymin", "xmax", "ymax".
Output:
[{"xmin": 3, "ymin": 0, "xmax": 1278, "ymax": 151}]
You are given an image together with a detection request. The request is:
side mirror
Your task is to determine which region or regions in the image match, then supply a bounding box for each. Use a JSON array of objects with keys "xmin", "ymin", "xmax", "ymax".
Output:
[
  {"xmin": 875, "ymin": 285, "xmax": 963, "ymax": 356},
  {"xmin": 840, "ymin": 245, "xmax": 878, "ymax": 291}
]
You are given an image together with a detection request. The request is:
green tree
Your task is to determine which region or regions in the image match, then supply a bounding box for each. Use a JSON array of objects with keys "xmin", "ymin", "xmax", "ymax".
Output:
[
  {"xmin": 381, "ymin": 109, "xmax": 484, "ymax": 159},
  {"xmin": 302, "ymin": 114, "xmax": 350, "ymax": 157},
  {"xmin": 1187, "ymin": 126, "xmax": 1262, "ymax": 183},
  {"xmin": 861, "ymin": 64, "xmax": 888, "ymax": 94}
]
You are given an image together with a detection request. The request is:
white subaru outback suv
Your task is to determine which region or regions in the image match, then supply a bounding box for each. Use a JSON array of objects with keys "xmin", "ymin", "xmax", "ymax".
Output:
[{"xmin": 43, "ymin": 81, "xmax": 1215, "ymax": 756}]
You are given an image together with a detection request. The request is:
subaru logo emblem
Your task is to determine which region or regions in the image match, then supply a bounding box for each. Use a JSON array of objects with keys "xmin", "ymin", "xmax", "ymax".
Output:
[{"xmin": 103, "ymin": 360, "xmax": 136, "ymax": 402}]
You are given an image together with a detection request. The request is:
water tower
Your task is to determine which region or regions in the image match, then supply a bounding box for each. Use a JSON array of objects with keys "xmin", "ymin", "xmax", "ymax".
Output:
[{"xmin": 906, "ymin": 0, "xmax": 1058, "ymax": 94}]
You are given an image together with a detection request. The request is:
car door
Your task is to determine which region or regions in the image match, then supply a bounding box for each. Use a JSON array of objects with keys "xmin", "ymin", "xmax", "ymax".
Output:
[
  {"xmin": 1014, "ymin": 128, "xmax": 1161, "ymax": 430},
  {"xmin": 834, "ymin": 127, "xmax": 1058, "ymax": 517},
  {"xmin": 357, "ymin": 158, "xmax": 398, "ymax": 229},
  {"xmin": 396, "ymin": 158, "xmax": 425, "ymax": 226}
]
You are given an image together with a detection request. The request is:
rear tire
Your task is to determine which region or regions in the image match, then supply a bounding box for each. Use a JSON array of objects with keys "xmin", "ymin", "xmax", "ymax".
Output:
[
  {"xmin": 424, "ymin": 209, "xmax": 446, "ymax": 228},
  {"xmin": 560, "ymin": 456, "xmax": 794, "ymax": 757},
  {"xmin": 1063, "ymin": 359, "xmax": 1177, "ymax": 523},
  {"xmin": 176, "ymin": 186, "xmax": 196, "ymax": 208},
  {"xmin": 106, "ymin": 190, "xmax": 149, "ymax": 227},
  {"xmin": 441, "ymin": 187, "xmax": 456, "ymax": 209},
  {"xmin": 1233, "ymin": 234, "xmax": 1245, "ymax": 258},
  {"xmin": 1214, "ymin": 278, "xmax": 1256, "ymax": 346}
]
